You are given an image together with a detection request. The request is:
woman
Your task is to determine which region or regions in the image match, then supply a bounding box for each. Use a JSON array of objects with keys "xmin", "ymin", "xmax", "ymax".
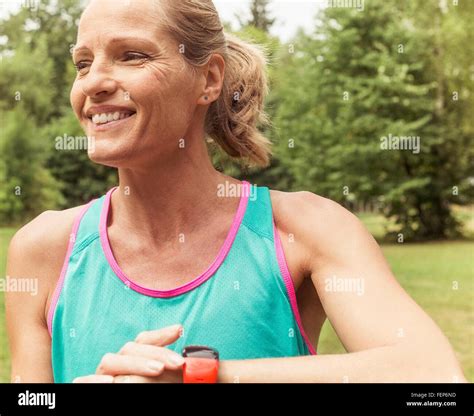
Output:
[{"xmin": 6, "ymin": 0, "xmax": 466, "ymax": 383}]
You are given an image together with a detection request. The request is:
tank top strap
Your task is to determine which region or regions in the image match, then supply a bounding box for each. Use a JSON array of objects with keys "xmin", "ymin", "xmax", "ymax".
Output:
[
  {"xmin": 71, "ymin": 190, "xmax": 110, "ymax": 255},
  {"xmin": 241, "ymin": 183, "xmax": 274, "ymax": 241}
]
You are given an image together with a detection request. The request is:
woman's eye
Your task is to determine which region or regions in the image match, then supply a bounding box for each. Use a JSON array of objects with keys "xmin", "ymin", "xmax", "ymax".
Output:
[
  {"xmin": 72, "ymin": 52, "xmax": 149, "ymax": 73},
  {"xmin": 74, "ymin": 61, "xmax": 90, "ymax": 72},
  {"xmin": 123, "ymin": 52, "xmax": 149, "ymax": 62}
]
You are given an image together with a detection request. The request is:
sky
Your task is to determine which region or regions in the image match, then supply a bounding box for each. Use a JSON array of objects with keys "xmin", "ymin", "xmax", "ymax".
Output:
[
  {"xmin": 0, "ymin": 0, "xmax": 324, "ymax": 42},
  {"xmin": 214, "ymin": 0, "xmax": 323, "ymax": 41}
]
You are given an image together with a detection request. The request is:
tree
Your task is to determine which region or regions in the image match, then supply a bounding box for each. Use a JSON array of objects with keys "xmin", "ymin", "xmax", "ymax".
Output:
[
  {"xmin": 0, "ymin": 0, "xmax": 116, "ymax": 223},
  {"xmin": 0, "ymin": 107, "xmax": 64, "ymax": 224},
  {"xmin": 237, "ymin": 0, "xmax": 276, "ymax": 33},
  {"xmin": 0, "ymin": 34, "xmax": 65, "ymax": 224},
  {"xmin": 0, "ymin": 0, "xmax": 86, "ymax": 116},
  {"xmin": 273, "ymin": 0, "xmax": 473, "ymax": 240}
]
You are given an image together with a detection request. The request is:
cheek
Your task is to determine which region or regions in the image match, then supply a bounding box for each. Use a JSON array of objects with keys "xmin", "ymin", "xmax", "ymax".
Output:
[
  {"xmin": 138, "ymin": 63, "xmax": 197, "ymax": 121},
  {"xmin": 146, "ymin": 58, "xmax": 178, "ymax": 82},
  {"xmin": 145, "ymin": 58, "xmax": 195, "ymax": 99}
]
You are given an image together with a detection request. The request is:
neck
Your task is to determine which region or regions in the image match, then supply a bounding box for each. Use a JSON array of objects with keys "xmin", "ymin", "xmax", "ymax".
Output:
[{"xmin": 109, "ymin": 143, "xmax": 242, "ymax": 244}]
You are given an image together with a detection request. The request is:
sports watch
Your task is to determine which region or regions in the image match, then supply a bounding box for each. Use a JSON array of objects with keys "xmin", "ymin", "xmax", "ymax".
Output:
[{"xmin": 182, "ymin": 345, "xmax": 219, "ymax": 383}]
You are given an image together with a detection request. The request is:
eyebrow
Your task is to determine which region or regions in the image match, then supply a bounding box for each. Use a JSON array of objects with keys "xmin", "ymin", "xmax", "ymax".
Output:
[{"xmin": 73, "ymin": 36, "xmax": 159, "ymax": 56}]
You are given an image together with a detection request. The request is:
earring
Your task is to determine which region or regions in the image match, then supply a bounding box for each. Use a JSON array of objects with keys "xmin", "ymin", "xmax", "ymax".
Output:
[{"xmin": 204, "ymin": 95, "xmax": 208, "ymax": 100}]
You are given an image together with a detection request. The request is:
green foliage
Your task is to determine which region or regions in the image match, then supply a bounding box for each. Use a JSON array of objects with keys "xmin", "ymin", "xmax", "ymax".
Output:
[
  {"xmin": 0, "ymin": 37, "xmax": 55, "ymax": 125},
  {"xmin": 0, "ymin": 0, "xmax": 472, "ymax": 240},
  {"xmin": 42, "ymin": 112, "xmax": 117, "ymax": 207},
  {"xmin": 0, "ymin": 0, "xmax": 114, "ymax": 224},
  {"xmin": 0, "ymin": 0, "xmax": 85, "ymax": 115},
  {"xmin": 272, "ymin": 0, "xmax": 473, "ymax": 240},
  {"xmin": 0, "ymin": 107, "xmax": 64, "ymax": 224}
]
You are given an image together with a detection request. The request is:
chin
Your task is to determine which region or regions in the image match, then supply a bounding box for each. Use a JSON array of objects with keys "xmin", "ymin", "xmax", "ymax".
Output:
[{"xmin": 87, "ymin": 145, "xmax": 128, "ymax": 169}]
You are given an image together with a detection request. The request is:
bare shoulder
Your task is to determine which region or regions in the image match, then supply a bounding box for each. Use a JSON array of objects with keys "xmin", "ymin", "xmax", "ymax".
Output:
[
  {"xmin": 9, "ymin": 205, "xmax": 85, "ymax": 265},
  {"xmin": 269, "ymin": 189, "xmax": 365, "ymax": 239},
  {"xmin": 6, "ymin": 205, "xmax": 87, "ymax": 321},
  {"xmin": 269, "ymin": 189, "xmax": 375, "ymax": 270},
  {"xmin": 5, "ymin": 205, "xmax": 86, "ymax": 382}
]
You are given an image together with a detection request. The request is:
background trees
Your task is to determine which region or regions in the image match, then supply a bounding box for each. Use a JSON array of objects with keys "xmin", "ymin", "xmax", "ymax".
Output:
[
  {"xmin": 271, "ymin": 0, "xmax": 473, "ymax": 240},
  {"xmin": 0, "ymin": 0, "xmax": 472, "ymax": 241}
]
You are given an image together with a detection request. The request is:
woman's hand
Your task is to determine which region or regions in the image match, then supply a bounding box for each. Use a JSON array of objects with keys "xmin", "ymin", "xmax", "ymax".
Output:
[{"xmin": 73, "ymin": 324, "xmax": 185, "ymax": 383}]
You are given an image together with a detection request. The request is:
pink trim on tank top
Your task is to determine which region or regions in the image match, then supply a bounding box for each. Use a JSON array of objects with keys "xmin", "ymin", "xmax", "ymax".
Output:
[
  {"xmin": 47, "ymin": 199, "xmax": 97, "ymax": 337},
  {"xmin": 99, "ymin": 181, "xmax": 250, "ymax": 298},
  {"xmin": 273, "ymin": 220, "xmax": 317, "ymax": 355}
]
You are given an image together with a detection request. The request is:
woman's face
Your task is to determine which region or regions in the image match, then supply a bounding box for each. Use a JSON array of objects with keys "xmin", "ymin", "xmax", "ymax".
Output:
[{"xmin": 70, "ymin": 0, "xmax": 203, "ymax": 169}]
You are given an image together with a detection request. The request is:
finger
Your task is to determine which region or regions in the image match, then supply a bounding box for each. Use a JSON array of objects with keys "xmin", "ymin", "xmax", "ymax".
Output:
[
  {"xmin": 114, "ymin": 375, "xmax": 161, "ymax": 383},
  {"xmin": 135, "ymin": 324, "xmax": 182, "ymax": 347},
  {"xmin": 73, "ymin": 375, "xmax": 114, "ymax": 383},
  {"xmin": 119, "ymin": 342, "xmax": 185, "ymax": 369},
  {"xmin": 114, "ymin": 372, "xmax": 182, "ymax": 383},
  {"xmin": 96, "ymin": 353, "xmax": 165, "ymax": 377}
]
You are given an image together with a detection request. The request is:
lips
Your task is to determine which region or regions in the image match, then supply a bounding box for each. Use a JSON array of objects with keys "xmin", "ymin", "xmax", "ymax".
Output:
[
  {"xmin": 85, "ymin": 105, "xmax": 136, "ymax": 119},
  {"xmin": 86, "ymin": 113, "xmax": 136, "ymax": 132},
  {"xmin": 83, "ymin": 105, "xmax": 137, "ymax": 131},
  {"xmin": 91, "ymin": 111, "xmax": 135, "ymax": 125}
]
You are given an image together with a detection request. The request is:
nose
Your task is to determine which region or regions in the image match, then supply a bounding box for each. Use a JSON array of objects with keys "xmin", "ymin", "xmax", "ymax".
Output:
[{"xmin": 80, "ymin": 58, "xmax": 118, "ymax": 99}]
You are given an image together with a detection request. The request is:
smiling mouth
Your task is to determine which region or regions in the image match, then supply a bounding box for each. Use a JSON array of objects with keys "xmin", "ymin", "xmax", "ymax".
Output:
[{"xmin": 88, "ymin": 110, "xmax": 136, "ymax": 126}]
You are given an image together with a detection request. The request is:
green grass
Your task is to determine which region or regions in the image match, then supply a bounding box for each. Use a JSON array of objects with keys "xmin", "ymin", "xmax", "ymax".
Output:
[
  {"xmin": 319, "ymin": 208, "xmax": 474, "ymax": 381},
  {"xmin": 1, "ymin": 223, "xmax": 473, "ymax": 382},
  {"xmin": 318, "ymin": 241, "xmax": 474, "ymax": 381}
]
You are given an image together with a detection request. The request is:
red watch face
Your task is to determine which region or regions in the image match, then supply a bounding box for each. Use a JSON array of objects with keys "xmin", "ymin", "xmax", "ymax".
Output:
[
  {"xmin": 182, "ymin": 345, "xmax": 219, "ymax": 360},
  {"xmin": 182, "ymin": 345, "xmax": 219, "ymax": 384}
]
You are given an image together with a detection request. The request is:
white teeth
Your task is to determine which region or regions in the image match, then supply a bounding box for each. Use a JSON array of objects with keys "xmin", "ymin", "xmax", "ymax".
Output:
[{"xmin": 90, "ymin": 111, "xmax": 134, "ymax": 125}]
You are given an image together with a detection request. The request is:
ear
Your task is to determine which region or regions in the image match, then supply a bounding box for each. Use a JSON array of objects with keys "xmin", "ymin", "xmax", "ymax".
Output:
[{"xmin": 197, "ymin": 53, "xmax": 225, "ymax": 106}]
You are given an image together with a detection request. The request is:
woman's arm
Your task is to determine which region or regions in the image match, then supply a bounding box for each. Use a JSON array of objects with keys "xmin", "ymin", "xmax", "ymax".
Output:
[
  {"xmin": 5, "ymin": 208, "xmax": 81, "ymax": 382},
  {"xmin": 75, "ymin": 192, "xmax": 467, "ymax": 383},
  {"xmin": 217, "ymin": 191, "xmax": 467, "ymax": 382}
]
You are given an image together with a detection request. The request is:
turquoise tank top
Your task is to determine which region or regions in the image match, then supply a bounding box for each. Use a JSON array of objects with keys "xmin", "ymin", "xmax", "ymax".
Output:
[{"xmin": 48, "ymin": 181, "xmax": 316, "ymax": 382}]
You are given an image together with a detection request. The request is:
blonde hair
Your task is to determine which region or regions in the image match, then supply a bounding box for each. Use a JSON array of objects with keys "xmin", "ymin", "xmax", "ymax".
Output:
[{"xmin": 158, "ymin": 0, "xmax": 272, "ymax": 167}]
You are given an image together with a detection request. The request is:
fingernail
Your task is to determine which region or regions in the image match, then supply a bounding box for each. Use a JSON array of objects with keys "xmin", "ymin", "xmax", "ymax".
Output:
[
  {"xmin": 147, "ymin": 360, "xmax": 164, "ymax": 372},
  {"xmin": 170, "ymin": 355, "xmax": 185, "ymax": 366},
  {"xmin": 170, "ymin": 324, "xmax": 182, "ymax": 331}
]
